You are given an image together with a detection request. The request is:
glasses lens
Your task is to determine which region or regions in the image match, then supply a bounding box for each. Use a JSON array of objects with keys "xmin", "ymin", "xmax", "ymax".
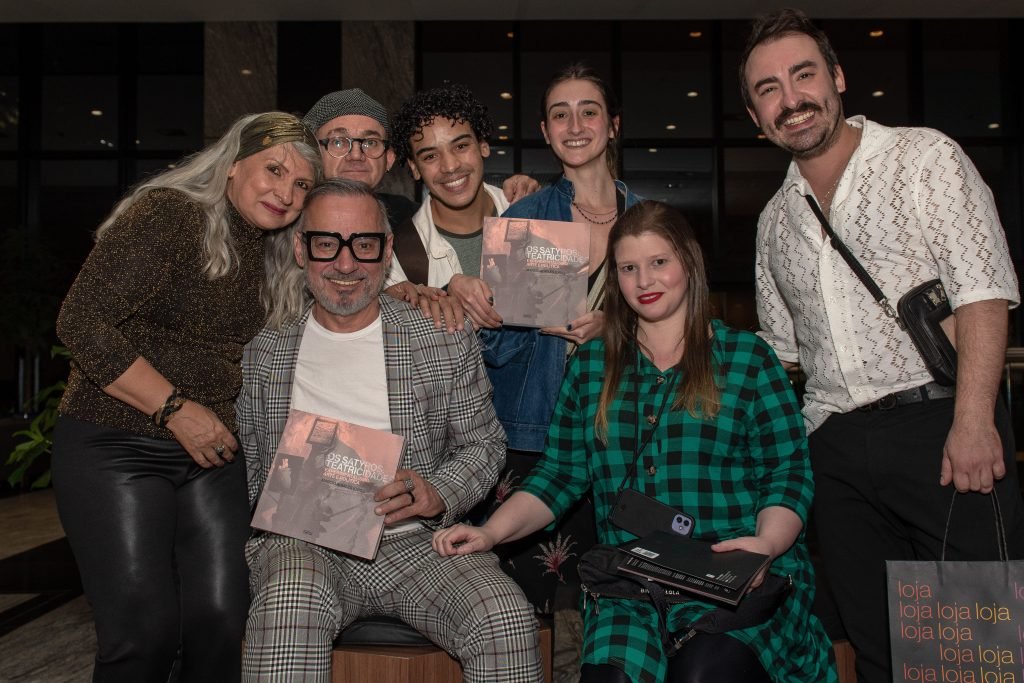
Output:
[
  {"xmin": 309, "ymin": 234, "xmax": 340, "ymax": 259},
  {"xmin": 326, "ymin": 137, "xmax": 353, "ymax": 159},
  {"xmin": 360, "ymin": 139, "xmax": 386, "ymax": 159},
  {"xmin": 351, "ymin": 234, "xmax": 383, "ymax": 260}
]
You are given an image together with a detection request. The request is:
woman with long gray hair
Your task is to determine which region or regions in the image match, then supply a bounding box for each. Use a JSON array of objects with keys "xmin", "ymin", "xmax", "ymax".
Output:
[{"xmin": 52, "ymin": 112, "xmax": 321, "ymax": 682}]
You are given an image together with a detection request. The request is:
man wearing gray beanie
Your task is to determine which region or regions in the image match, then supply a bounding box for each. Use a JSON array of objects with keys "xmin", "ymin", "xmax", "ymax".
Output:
[{"xmin": 303, "ymin": 88, "xmax": 419, "ymax": 225}]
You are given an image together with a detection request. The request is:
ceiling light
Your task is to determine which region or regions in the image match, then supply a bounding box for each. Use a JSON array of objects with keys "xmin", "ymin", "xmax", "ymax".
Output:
[
  {"xmin": 686, "ymin": 91, "xmax": 699, "ymax": 98},
  {"xmin": 665, "ymin": 124, "xmax": 677, "ymax": 131},
  {"xmin": 498, "ymin": 124, "xmax": 509, "ymax": 131},
  {"xmin": 167, "ymin": 163, "xmax": 177, "ymax": 169},
  {"xmin": 507, "ymin": 32, "xmax": 514, "ymax": 39},
  {"xmin": 497, "ymin": 150, "xmax": 507, "ymax": 155},
  {"xmin": 872, "ymin": 90, "xmax": 885, "ymax": 98},
  {"xmin": 91, "ymin": 109, "xmax": 103, "ymax": 116},
  {"xmin": 498, "ymin": 135, "xmax": 509, "ymax": 140},
  {"xmin": 99, "ymin": 138, "xmax": 106, "ymax": 144},
  {"xmin": 240, "ymin": 68, "xmax": 253, "ymax": 76},
  {"xmin": 869, "ymin": 30, "xmax": 884, "ymax": 38},
  {"xmin": 988, "ymin": 122, "xmax": 1001, "ymax": 129},
  {"xmin": 499, "ymin": 92, "xmax": 512, "ymax": 100},
  {"xmin": 648, "ymin": 148, "xmax": 658, "ymax": 153},
  {"xmin": 689, "ymin": 31, "xmax": 702, "ymax": 38},
  {"xmin": 757, "ymin": 133, "xmax": 767, "ymax": 140}
]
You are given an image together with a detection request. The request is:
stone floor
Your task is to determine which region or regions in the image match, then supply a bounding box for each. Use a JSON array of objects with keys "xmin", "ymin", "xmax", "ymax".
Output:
[{"xmin": 0, "ymin": 489, "xmax": 93, "ymax": 683}]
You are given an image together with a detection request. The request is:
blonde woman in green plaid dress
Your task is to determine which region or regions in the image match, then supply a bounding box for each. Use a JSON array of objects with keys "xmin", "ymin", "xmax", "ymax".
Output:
[{"xmin": 434, "ymin": 201, "xmax": 836, "ymax": 683}]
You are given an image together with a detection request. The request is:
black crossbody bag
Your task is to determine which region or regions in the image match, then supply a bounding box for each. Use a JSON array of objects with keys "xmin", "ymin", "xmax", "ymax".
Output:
[
  {"xmin": 804, "ymin": 195, "xmax": 957, "ymax": 386},
  {"xmin": 578, "ymin": 544, "xmax": 791, "ymax": 655}
]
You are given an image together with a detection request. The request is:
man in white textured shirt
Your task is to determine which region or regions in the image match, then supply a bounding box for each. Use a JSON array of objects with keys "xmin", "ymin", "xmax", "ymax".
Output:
[{"xmin": 741, "ymin": 9, "xmax": 1024, "ymax": 682}]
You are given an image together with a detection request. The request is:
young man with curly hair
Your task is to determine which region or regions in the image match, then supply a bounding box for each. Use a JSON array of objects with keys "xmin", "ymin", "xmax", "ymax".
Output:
[{"xmin": 387, "ymin": 83, "xmax": 521, "ymax": 331}]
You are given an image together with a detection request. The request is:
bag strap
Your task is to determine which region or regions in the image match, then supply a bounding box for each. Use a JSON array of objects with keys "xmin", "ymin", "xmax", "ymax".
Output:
[
  {"xmin": 803, "ymin": 194, "xmax": 904, "ymax": 329},
  {"xmin": 941, "ymin": 489, "xmax": 1007, "ymax": 562},
  {"xmin": 391, "ymin": 217, "xmax": 430, "ymax": 286}
]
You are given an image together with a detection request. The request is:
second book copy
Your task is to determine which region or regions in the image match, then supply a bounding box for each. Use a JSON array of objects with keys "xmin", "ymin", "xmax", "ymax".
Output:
[{"xmin": 481, "ymin": 216, "xmax": 590, "ymax": 329}]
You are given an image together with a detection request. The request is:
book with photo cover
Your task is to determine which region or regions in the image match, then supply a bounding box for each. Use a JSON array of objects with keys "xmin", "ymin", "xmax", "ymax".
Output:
[
  {"xmin": 617, "ymin": 531, "xmax": 771, "ymax": 606},
  {"xmin": 480, "ymin": 216, "xmax": 590, "ymax": 329},
  {"xmin": 252, "ymin": 409, "xmax": 405, "ymax": 560}
]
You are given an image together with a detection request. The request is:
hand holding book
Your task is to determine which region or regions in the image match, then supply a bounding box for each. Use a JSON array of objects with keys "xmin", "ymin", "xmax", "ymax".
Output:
[
  {"xmin": 540, "ymin": 309, "xmax": 605, "ymax": 346},
  {"xmin": 373, "ymin": 468, "xmax": 446, "ymax": 526},
  {"xmin": 711, "ymin": 505, "xmax": 804, "ymax": 591},
  {"xmin": 710, "ymin": 535, "xmax": 776, "ymax": 591},
  {"xmin": 447, "ymin": 274, "xmax": 502, "ymax": 330}
]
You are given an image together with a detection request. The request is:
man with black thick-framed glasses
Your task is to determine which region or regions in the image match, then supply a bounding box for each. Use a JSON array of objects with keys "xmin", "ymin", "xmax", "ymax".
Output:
[{"xmin": 238, "ymin": 178, "xmax": 542, "ymax": 682}]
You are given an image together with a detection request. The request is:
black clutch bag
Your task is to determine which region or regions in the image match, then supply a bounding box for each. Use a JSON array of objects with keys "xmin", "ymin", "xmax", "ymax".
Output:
[{"xmin": 897, "ymin": 279, "xmax": 957, "ymax": 386}]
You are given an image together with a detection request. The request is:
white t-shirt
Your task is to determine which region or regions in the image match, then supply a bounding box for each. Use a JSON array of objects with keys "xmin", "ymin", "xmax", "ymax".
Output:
[{"xmin": 292, "ymin": 313, "xmax": 391, "ymax": 431}]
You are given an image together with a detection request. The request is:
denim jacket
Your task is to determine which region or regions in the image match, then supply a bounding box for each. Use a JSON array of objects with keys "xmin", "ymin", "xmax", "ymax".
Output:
[{"xmin": 479, "ymin": 175, "xmax": 642, "ymax": 451}]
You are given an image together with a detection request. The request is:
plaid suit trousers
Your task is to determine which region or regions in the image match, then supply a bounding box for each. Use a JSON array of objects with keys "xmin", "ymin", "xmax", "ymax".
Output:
[{"xmin": 242, "ymin": 530, "xmax": 542, "ymax": 682}]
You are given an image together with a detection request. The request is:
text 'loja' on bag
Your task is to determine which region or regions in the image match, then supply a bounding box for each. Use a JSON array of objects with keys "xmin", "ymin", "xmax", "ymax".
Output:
[{"xmin": 887, "ymin": 491, "xmax": 1020, "ymax": 682}]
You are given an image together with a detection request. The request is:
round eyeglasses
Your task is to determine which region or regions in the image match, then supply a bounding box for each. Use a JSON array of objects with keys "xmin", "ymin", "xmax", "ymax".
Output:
[
  {"xmin": 317, "ymin": 136, "xmax": 390, "ymax": 160},
  {"xmin": 302, "ymin": 231, "xmax": 385, "ymax": 263}
]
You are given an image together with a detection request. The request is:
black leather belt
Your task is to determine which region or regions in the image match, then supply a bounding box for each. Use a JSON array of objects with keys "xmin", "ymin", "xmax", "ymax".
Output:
[{"xmin": 857, "ymin": 382, "xmax": 957, "ymax": 412}]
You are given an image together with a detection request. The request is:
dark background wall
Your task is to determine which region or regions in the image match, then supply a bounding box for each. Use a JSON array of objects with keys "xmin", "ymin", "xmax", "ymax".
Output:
[{"xmin": 0, "ymin": 18, "xmax": 1021, "ymax": 413}]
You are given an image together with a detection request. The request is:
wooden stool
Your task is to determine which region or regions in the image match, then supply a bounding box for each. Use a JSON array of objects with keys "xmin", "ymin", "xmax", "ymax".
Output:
[
  {"xmin": 331, "ymin": 617, "xmax": 552, "ymax": 683},
  {"xmin": 833, "ymin": 639, "xmax": 857, "ymax": 683}
]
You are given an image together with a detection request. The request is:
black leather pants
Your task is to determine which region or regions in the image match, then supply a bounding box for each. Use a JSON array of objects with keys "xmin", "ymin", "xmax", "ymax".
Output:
[{"xmin": 52, "ymin": 417, "xmax": 250, "ymax": 683}]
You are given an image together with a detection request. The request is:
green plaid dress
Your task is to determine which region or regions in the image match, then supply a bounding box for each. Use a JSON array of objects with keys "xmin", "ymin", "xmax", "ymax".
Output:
[{"xmin": 520, "ymin": 321, "xmax": 837, "ymax": 682}]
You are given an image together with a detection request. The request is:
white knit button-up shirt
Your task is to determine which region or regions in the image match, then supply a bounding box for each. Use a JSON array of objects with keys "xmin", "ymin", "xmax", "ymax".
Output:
[{"xmin": 755, "ymin": 116, "xmax": 1019, "ymax": 432}]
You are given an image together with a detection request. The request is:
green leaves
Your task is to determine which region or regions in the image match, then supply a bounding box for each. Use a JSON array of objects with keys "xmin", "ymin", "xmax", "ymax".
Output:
[{"xmin": 5, "ymin": 346, "xmax": 69, "ymax": 489}]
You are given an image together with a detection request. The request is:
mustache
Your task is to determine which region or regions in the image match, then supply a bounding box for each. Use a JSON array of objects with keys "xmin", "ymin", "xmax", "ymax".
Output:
[
  {"xmin": 775, "ymin": 102, "xmax": 823, "ymax": 129},
  {"xmin": 321, "ymin": 268, "xmax": 366, "ymax": 280}
]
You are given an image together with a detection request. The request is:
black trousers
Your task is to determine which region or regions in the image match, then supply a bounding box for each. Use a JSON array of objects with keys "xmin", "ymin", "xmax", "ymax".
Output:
[
  {"xmin": 809, "ymin": 397, "xmax": 1024, "ymax": 683},
  {"xmin": 52, "ymin": 417, "xmax": 251, "ymax": 683}
]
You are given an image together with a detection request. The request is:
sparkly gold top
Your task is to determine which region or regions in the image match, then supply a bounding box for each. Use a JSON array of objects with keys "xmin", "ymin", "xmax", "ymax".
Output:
[{"xmin": 57, "ymin": 189, "xmax": 266, "ymax": 439}]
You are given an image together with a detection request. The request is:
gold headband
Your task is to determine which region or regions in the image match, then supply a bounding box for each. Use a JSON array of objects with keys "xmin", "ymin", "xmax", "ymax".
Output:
[{"xmin": 235, "ymin": 112, "xmax": 319, "ymax": 162}]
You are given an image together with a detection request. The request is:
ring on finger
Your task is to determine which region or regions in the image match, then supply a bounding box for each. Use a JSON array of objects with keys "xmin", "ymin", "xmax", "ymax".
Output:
[{"xmin": 214, "ymin": 444, "xmax": 226, "ymax": 455}]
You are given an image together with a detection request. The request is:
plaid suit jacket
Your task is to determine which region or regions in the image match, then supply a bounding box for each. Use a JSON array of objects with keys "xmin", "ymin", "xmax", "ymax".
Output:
[{"xmin": 239, "ymin": 295, "xmax": 506, "ymax": 530}]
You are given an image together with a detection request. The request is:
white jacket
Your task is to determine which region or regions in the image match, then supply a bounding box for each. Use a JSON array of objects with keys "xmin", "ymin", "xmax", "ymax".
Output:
[{"xmin": 387, "ymin": 183, "xmax": 509, "ymax": 289}]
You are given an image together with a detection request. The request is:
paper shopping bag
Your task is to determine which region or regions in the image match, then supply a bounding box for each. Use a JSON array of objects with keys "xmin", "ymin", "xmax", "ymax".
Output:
[
  {"xmin": 887, "ymin": 492, "xmax": 1023, "ymax": 683},
  {"xmin": 887, "ymin": 559, "xmax": 1024, "ymax": 682}
]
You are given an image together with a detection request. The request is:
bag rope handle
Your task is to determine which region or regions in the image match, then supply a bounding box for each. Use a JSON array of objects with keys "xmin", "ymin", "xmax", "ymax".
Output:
[{"xmin": 941, "ymin": 489, "xmax": 1007, "ymax": 562}]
